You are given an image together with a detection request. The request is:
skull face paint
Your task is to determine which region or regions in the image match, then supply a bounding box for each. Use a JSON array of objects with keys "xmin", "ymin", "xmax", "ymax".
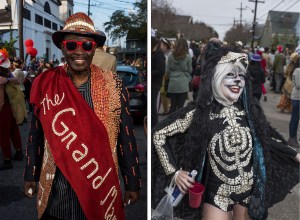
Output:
[
  {"xmin": 221, "ymin": 68, "xmax": 245, "ymax": 103},
  {"xmin": 212, "ymin": 61, "xmax": 247, "ymax": 107}
]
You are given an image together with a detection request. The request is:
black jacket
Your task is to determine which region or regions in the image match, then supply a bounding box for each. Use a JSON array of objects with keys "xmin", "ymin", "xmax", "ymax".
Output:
[{"xmin": 249, "ymin": 63, "xmax": 265, "ymax": 96}]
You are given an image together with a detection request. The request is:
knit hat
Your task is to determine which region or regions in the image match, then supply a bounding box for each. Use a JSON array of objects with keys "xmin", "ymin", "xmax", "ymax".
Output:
[
  {"xmin": 0, "ymin": 48, "xmax": 11, "ymax": 68},
  {"xmin": 251, "ymin": 54, "xmax": 262, "ymax": 62},
  {"xmin": 52, "ymin": 12, "xmax": 106, "ymax": 49},
  {"xmin": 277, "ymin": 45, "xmax": 283, "ymax": 53}
]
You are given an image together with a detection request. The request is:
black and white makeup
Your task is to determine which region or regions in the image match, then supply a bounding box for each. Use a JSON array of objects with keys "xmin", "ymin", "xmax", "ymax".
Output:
[{"xmin": 212, "ymin": 61, "xmax": 247, "ymax": 106}]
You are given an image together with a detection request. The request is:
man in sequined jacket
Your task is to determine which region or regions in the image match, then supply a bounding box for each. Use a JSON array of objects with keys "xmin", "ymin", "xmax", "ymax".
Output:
[{"xmin": 23, "ymin": 12, "xmax": 141, "ymax": 220}]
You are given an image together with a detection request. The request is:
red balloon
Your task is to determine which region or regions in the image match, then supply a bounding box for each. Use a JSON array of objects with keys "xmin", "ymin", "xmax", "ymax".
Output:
[
  {"xmin": 25, "ymin": 39, "xmax": 34, "ymax": 47},
  {"xmin": 31, "ymin": 48, "xmax": 38, "ymax": 57},
  {"xmin": 26, "ymin": 47, "xmax": 38, "ymax": 57},
  {"xmin": 26, "ymin": 46, "xmax": 33, "ymax": 54}
]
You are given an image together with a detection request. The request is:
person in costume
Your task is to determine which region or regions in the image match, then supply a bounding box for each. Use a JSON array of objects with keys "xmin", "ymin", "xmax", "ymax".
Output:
[
  {"xmin": 152, "ymin": 41, "xmax": 300, "ymax": 220},
  {"xmin": 23, "ymin": 12, "xmax": 141, "ymax": 220}
]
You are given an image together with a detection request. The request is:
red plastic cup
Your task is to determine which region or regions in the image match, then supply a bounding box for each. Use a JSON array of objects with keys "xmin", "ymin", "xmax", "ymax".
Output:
[{"xmin": 189, "ymin": 182, "xmax": 205, "ymax": 208}]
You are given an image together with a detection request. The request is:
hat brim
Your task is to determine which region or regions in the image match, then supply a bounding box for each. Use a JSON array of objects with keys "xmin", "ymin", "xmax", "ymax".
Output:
[
  {"xmin": 0, "ymin": 59, "xmax": 11, "ymax": 68},
  {"xmin": 52, "ymin": 30, "xmax": 106, "ymax": 49},
  {"xmin": 251, "ymin": 58, "xmax": 261, "ymax": 62}
]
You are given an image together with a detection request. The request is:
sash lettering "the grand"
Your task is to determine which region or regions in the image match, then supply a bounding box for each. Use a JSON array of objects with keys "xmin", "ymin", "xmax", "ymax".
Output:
[{"xmin": 41, "ymin": 93, "xmax": 118, "ymax": 220}]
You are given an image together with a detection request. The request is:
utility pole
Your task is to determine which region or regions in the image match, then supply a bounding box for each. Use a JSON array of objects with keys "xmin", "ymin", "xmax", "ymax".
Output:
[
  {"xmin": 236, "ymin": 2, "xmax": 247, "ymax": 26},
  {"xmin": 18, "ymin": 0, "xmax": 24, "ymax": 60},
  {"xmin": 249, "ymin": 0, "xmax": 264, "ymax": 50},
  {"xmin": 88, "ymin": 0, "xmax": 91, "ymax": 17}
]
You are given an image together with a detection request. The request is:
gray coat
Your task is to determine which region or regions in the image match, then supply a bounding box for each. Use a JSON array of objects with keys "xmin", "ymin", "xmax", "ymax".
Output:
[{"xmin": 166, "ymin": 54, "xmax": 192, "ymax": 93}]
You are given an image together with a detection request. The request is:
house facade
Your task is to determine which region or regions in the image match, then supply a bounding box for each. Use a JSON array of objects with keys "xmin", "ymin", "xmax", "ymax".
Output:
[
  {"xmin": 0, "ymin": 0, "xmax": 73, "ymax": 63},
  {"xmin": 259, "ymin": 10, "xmax": 299, "ymax": 50}
]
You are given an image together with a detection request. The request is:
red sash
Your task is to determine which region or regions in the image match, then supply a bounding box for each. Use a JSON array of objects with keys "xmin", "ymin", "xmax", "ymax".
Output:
[{"xmin": 31, "ymin": 67, "xmax": 125, "ymax": 220}]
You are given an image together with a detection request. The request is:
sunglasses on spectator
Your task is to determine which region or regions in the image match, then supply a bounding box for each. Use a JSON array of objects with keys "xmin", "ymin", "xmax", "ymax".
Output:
[{"xmin": 62, "ymin": 40, "xmax": 97, "ymax": 52}]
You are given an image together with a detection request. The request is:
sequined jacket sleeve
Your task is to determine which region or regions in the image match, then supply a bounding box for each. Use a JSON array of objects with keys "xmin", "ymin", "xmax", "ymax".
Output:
[
  {"xmin": 152, "ymin": 109, "xmax": 195, "ymax": 175},
  {"xmin": 24, "ymin": 111, "xmax": 44, "ymax": 182},
  {"xmin": 117, "ymin": 85, "xmax": 141, "ymax": 192}
]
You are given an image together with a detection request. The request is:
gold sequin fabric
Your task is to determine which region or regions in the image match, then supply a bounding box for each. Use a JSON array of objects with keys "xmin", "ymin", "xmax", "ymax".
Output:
[
  {"xmin": 90, "ymin": 64, "xmax": 121, "ymax": 174},
  {"xmin": 37, "ymin": 141, "xmax": 57, "ymax": 219},
  {"xmin": 152, "ymin": 110, "xmax": 195, "ymax": 175},
  {"xmin": 208, "ymin": 105, "xmax": 253, "ymax": 211}
]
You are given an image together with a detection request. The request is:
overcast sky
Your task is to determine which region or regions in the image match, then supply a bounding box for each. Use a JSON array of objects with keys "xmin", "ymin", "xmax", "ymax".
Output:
[
  {"xmin": 74, "ymin": 0, "xmax": 138, "ymax": 47},
  {"xmin": 169, "ymin": 0, "xmax": 300, "ymax": 40},
  {"xmin": 73, "ymin": 0, "xmax": 300, "ymax": 44}
]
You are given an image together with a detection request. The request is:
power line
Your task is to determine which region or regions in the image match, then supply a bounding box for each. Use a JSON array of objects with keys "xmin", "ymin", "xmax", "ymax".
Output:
[
  {"xmin": 112, "ymin": 0, "xmax": 135, "ymax": 4},
  {"xmin": 74, "ymin": 1, "xmax": 137, "ymax": 13},
  {"xmin": 260, "ymin": 0, "xmax": 300, "ymax": 24},
  {"xmin": 258, "ymin": 0, "xmax": 282, "ymax": 13},
  {"xmin": 257, "ymin": 0, "xmax": 285, "ymax": 19}
]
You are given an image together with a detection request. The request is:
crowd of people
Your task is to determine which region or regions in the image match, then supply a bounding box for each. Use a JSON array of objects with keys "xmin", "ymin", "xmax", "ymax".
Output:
[{"xmin": 151, "ymin": 31, "xmax": 300, "ymax": 149}]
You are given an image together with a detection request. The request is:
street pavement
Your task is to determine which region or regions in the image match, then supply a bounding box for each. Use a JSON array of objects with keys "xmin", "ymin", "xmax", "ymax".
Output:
[
  {"xmin": 156, "ymin": 81, "xmax": 300, "ymax": 220},
  {"xmin": 0, "ymin": 114, "xmax": 147, "ymax": 220}
]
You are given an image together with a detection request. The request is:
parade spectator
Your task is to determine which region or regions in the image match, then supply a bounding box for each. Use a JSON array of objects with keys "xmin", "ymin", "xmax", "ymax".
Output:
[
  {"xmin": 46, "ymin": 62, "xmax": 54, "ymax": 69},
  {"xmin": 23, "ymin": 70, "xmax": 33, "ymax": 112},
  {"xmin": 12, "ymin": 58, "xmax": 25, "ymax": 92},
  {"xmin": 151, "ymin": 29, "xmax": 165, "ymax": 126},
  {"xmin": 58, "ymin": 56, "xmax": 66, "ymax": 66},
  {"xmin": 257, "ymin": 49, "xmax": 268, "ymax": 101},
  {"xmin": 10, "ymin": 58, "xmax": 27, "ymax": 124},
  {"xmin": 35, "ymin": 58, "xmax": 48, "ymax": 76},
  {"xmin": 277, "ymin": 52, "xmax": 299, "ymax": 113},
  {"xmin": 262, "ymin": 47, "xmax": 270, "ymax": 72},
  {"xmin": 158, "ymin": 37, "xmax": 172, "ymax": 115},
  {"xmin": 272, "ymin": 45, "xmax": 286, "ymax": 93},
  {"xmin": 23, "ymin": 12, "xmax": 141, "ymax": 219},
  {"xmin": 92, "ymin": 31, "xmax": 117, "ymax": 72},
  {"xmin": 249, "ymin": 54, "xmax": 266, "ymax": 102},
  {"xmin": 27, "ymin": 56, "xmax": 38, "ymax": 75},
  {"xmin": 166, "ymin": 38, "xmax": 192, "ymax": 113},
  {"xmin": 288, "ymin": 57, "xmax": 300, "ymax": 147},
  {"xmin": 0, "ymin": 48, "xmax": 24, "ymax": 170},
  {"xmin": 152, "ymin": 41, "xmax": 300, "ymax": 220}
]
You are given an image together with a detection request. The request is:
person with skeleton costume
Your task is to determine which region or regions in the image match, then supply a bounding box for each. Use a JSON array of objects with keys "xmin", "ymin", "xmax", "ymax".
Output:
[{"xmin": 152, "ymin": 41, "xmax": 300, "ymax": 220}]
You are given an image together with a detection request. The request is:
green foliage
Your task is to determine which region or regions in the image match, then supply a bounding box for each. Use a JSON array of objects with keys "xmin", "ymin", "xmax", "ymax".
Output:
[
  {"xmin": 104, "ymin": 0, "xmax": 147, "ymax": 42},
  {"xmin": 224, "ymin": 24, "xmax": 252, "ymax": 45},
  {"xmin": 1, "ymin": 34, "xmax": 18, "ymax": 57}
]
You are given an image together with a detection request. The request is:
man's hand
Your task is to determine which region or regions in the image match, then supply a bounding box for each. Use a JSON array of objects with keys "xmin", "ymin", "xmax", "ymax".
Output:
[
  {"xmin": 123, "ymin": 191, "xmax": 139, "ymax": 206},
  {"xmin": 23, "ymin": 181, "xmax": 37, "ymax": 198}
]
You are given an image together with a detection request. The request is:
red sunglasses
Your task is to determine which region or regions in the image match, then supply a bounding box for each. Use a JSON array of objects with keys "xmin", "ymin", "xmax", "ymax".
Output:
[{"xmin": 62, "ymin": 40, "xmax": 97, "ymax": 52}]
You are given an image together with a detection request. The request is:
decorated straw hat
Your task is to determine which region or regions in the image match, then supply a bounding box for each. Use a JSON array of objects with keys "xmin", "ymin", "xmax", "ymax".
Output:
[
  {"xmin": 52, "ymin": 12, "xmax": 106, "ymax": 49},
  {"xmin": 0, "ymin": 48, "xmax": 11, "ymax": 68}
]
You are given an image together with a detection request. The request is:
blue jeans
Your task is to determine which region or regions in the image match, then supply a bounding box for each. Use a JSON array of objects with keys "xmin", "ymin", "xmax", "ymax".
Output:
[{"xmin": 289, "ymin": 99, "xmax": 299, "ymax": 138}]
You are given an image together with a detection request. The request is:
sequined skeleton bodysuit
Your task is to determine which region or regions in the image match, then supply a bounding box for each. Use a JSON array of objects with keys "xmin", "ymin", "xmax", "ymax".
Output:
[{"xmin": 206, "ymin": 104, "xmax": 253, "ymax": 211}]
